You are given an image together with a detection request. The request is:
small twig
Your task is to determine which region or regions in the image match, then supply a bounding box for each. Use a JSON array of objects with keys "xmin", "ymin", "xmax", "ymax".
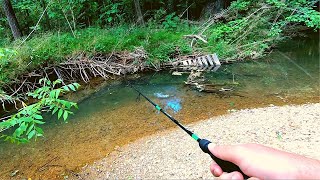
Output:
[
  {"xmin": 19, "ymin": 0, "xmax": 52, "ymax": 46},
  {"xmin": 179, "ymin": 3, "xmax": 194, "ymax": 18},
  {"xmin": 53, "ymin": 67, "xmax": 66, "ymax": 85},
  {"xmin": 184, "ymin": 34, "xmax": 208, "ymax": 44},
  {"xmin": 9, "ymin": 79, "xmax": 27, "ymax": 97},
  {"xmin": 59, "ymin": 4, "xmax": 76, "ymax": 38}
]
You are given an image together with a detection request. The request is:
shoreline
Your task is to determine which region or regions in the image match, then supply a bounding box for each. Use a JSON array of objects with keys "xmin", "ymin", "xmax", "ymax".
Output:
[{"xmin": 78, "ymin": 103, "xmax": 320, "ymax": 179}]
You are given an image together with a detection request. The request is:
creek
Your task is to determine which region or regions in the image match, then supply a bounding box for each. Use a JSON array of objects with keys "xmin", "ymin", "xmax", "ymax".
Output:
[{"xmin": 0, "ymin": 32, "xmax": 319, "ymax": 179}]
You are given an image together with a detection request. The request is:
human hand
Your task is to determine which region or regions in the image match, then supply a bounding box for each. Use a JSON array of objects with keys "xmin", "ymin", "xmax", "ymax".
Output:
[{"xmin": 208, "ymin": 143, "xmax": 320, "ymax": 179}]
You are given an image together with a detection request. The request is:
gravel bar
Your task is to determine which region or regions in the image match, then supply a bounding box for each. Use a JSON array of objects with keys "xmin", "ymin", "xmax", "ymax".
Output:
[{"xmin": 79, "ymin": 103, "xmax": 320, "ymax": 179}]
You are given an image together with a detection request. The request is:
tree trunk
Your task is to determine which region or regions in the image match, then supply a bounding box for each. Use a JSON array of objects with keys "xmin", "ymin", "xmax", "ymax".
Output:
[
  {"xmin": 2, "ymin": 0, "xmax": 22, "ymax": 39},
  {"xmin": 133, "ymin": 0, "xmax": 144, "ymax": 25}
]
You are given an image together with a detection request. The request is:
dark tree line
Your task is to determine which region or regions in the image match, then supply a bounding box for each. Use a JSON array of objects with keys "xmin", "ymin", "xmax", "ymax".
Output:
[{"xmin": 1, "ymin": 0, "xmax": 232, "ymax": 40}]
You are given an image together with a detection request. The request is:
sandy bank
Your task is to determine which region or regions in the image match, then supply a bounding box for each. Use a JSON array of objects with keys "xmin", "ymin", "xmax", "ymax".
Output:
[{"xmin": 79, "ymin": 103, "xmax": 320, "ymax": 179}]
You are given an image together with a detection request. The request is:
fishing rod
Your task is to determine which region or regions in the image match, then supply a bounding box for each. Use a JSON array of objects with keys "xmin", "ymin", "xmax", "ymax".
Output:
[{"xmin": 131, "ymin": 85, "xmax": 249, "ymax": 179}]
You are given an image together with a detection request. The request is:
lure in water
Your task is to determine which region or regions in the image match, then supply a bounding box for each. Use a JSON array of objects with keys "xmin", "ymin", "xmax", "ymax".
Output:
[
  {"xmin": 154, "ymin": 92, "xmax": 170, "ymax": 99},
  {"xmin": 131, "ymin": 85, "xmax": 249, "ymax": 179}
]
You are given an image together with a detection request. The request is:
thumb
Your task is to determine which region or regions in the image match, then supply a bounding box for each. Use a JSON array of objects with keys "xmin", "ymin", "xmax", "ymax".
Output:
[
  {"xmin": 208, "ymin": 143, "xmax": 243, "ymax": 165},
  {"xmin": 219, "ymin": 172, "xmax": 244, "ymax": 180}
]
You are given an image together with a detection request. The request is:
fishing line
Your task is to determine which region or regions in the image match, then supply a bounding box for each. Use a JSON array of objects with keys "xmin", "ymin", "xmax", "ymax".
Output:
[{"xmin": 130, "ymin": 84, "xmax": 249, "ymax": 178}]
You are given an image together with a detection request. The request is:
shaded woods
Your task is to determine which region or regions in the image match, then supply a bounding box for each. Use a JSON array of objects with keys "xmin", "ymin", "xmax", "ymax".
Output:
[{"xmin": 1, "ymin": 0, "xmax": 232, "ymax": 37}]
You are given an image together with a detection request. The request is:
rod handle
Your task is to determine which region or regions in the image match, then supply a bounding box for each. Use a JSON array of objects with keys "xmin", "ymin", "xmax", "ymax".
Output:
[{"xmin": 199, "ymin": 139, "xmax": 249, "ymax": 179}]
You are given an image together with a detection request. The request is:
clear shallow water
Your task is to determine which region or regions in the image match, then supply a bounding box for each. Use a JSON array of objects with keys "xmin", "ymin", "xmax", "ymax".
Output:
[{"xmin": 0, "ymin": 33, "xmax": 319, "ymax": 179}]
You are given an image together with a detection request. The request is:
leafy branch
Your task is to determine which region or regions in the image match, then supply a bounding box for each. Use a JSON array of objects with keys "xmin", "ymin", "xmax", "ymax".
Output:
[{"xmin": 0, "ymin": 78, "xmax": 80, "ymax": 144}]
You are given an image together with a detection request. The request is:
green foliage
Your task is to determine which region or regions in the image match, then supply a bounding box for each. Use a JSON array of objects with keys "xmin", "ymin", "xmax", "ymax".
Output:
[
  {"xmin": 148, "ymin": 8, "xmax": 167, "ymax": 25},
  {"xmin": 0, "ymin": 78, "xmax": 80, "ymax": 144},
  {"xmin": 99, "ymin": 2, "xmax": 125, "ymax": 25},
  {"xmin": 229, "ymin": 0, "xmax": 251, "ymax": 11},
  {"xmin": 145, "ymin": 28, "xmax": 192, "ymax": 62},
  {"xmin": 266, "ymin": 0, "xmax": 320, "ymax": 29},
  {"xmin": 162, "ymin": 13, "xmax": 180, "ymax": 29},
  {"xmin": 0, "ymin": 48, "xmax": 17, "ymax": 64},
  {"xmin": 0, "ymin": 48, "xmax": 17, "ymax": 84},
  {"xmin": 198, "ymin": 0, "xmax": 320, "ymax": 60}
]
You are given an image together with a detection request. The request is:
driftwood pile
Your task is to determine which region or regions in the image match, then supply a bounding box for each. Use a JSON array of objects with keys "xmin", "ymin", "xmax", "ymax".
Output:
[
  {"xmin": 55, "ymin": 47, "xmax": 148, "ymax": 83},
  {"xmin": 2, "ymin": 48, "xmax": 148, "ymax": 104}
]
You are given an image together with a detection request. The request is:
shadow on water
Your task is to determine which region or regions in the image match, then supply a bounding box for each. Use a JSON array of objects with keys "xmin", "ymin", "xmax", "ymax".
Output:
[{"xmin": 0, "ymin": 33, "xmax": 319, "ymax": 179}]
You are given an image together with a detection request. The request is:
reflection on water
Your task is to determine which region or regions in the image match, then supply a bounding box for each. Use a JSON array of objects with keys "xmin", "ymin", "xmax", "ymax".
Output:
[{"xmin": 0, "ymin": 33, "xmax": 319, "ymax": 179}]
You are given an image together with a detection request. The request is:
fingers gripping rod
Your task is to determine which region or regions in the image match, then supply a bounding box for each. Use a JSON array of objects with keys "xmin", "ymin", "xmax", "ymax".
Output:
[{"xmin": 131, "ymin": 85, "xmax": 249, "ymax": 178}]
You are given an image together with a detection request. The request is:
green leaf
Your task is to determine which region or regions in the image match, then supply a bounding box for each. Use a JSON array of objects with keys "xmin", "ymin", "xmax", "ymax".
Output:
[
  {"xmin": 63, "ymin": 85, "xmax": 69, "ymax": 91},
  {"xmin": 24, "ymin": 117, "xmax": 33, "ymax": 123},
  {"xmin": 20, "ymin": 122, "xmax": 27, "ymax": 131},
  {"xmin": 35, "ymin": 127, "xmax": 44, "ymax": 134},
  {"xmin": 34, "ymin": 114, "xmax": 43, "ymax": 120},
  {"xmin": 46, "ymin": 80, "xmax": 51, "ymax": 86},
  {"xmin": 37, "ymin": 133, "xmax": 44, "ymax": 137},
  {"xmin": 13, "ymin": 127, "xmax": 22, "ymax": 137},
  {"xmin": 53, "ymin": 79, "xmax": 62, "ymax": 85},
  {"xmin": 73, "ymin": 83, "xmax": 80, "ymax": 89},
  {"xmin": 68, "ymin": 84, "xmax": 76, "ymax": 91},
  {"xmin": 26, "ymin": 124, "xmax": 35, "ymax": 134},
  {"xmin": 49, "ymin": 104, "xmax": 55, "ymax": 110},
  {"xmin": 63, "ymin": 111, "xmax": 68, "ymax": 121},
  {"xmin": 0, "ymin": 135, "xmax": 7, "ymax": 140},
  {"xmin": 9, "ymin": 119, "xmax": 17, "ymax": 126},
  {"xmin": 55, "ymin": 89, "xmax": 61, "ymax": 99},
  {"xmin": 58, "ymin": 109, "xmax": 63, "ymax": 119},
  {"xmin": 39, "ymin": 90, "xmax": 45, "ymax": 98},
  {"xmin": 27, "ymin": 130, "xmax": 36, "ymax": 140},
  {"xmin": 34, "ymin": 120, "xmax": 45, "ymax": 124},
  {"xmin": 19, "ymin": 138, "xmax": 29, "ymax": 143},
  {"xmin": 49, "ymin": 91, "xmax": 56, "ymax": 99},
  {"xmin": 65, "ymin": 102, "xmax": 71, "ymax": 109},
  {"xmin": 52, "ymin": 107, "xmax": 59, "ymax": 115}
]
